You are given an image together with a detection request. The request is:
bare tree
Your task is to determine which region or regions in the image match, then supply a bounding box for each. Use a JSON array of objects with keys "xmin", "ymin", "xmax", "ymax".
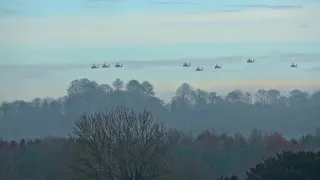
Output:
[{"xmin": 69, "ymin": 106, "xmax": 170, "ymax": 180}]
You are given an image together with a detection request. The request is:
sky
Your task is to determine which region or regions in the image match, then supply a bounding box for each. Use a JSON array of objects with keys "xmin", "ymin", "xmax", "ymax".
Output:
[{"xmin": 0, "ymin": 0, "xmax": 320, "ymax": 102}]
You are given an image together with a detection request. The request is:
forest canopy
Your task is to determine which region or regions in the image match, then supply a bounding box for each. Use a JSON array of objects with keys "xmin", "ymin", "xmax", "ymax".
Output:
[{"xmin": 0, "ymin": 78, "xmax": 320, "ymax": 140}]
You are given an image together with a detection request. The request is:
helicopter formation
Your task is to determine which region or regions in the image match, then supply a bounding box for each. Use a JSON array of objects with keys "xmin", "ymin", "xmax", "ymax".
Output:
[
  {"xmin": 181, "ymin": 59, "xmax": 298, "ymax": 71},
  {"xmin": 91, "ymin": 59, "xmax": 298, "ymax": 71},
  {"xmin": 184, "ymin": 63, "xmax": 222, "ymax": 71},
  {"xmin": 91, "ymin": 63, "xmax": 122, "ymax": 69}
]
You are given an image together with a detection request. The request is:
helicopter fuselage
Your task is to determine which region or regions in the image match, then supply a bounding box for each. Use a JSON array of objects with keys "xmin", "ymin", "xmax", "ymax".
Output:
[{"xmin": 183, "ymin": 63, "xmax": 191, "ymax": 67}]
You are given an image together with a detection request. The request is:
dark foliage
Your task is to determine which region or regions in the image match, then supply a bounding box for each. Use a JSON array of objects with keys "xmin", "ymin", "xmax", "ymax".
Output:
[
  {"xmin": 217, "ymin": 175, "xmax": 239, "ymax": 180},
  {"xmin": 1, "ymin": 130, "xmax": 320, "ymax": 179},
  {"xmin": 246, "ymin": 151, "xmax": 320, "ymax": 180}
]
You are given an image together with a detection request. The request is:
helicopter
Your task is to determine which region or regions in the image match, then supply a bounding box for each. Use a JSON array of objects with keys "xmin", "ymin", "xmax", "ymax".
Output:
[
  {"xmin": 115, "ymin": 63, "xmax": 123, "ymax": 68},
  {"xmin": 247, "ymin": 58, "xmax": 254, "ymax": 63},
  {"xmin": 196, "ymin": 67, "xmax": 203, "ymax": 71},
  {"xmin": 214, "ymin": 64, "xmax": 222, "ymax": 69},
  {"xmin": 291, "ymin": 63, "xmax": 298, "ymax": 68},
  {"xmin": 91, "ymin": 64, "xmax": 99, "ymax": 69},
  {"xmin": 183, "ymin": 62, "xmax": 191, "ymax": 67},
  {"xmin": 102, "ymin": 63, "xmax": 110, "ymax": 68}
]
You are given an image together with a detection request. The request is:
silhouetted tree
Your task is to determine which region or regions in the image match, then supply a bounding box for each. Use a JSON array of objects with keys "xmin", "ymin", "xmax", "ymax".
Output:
[
  {"xmin": 207, "ymin": 92, "xmax": 220, "ymax": 104},
  {"xmin": 112, "ymin": 78, "xmax": 124, "ymax": 91},
  {"xmin": 141, "ymin": 81, "xmax": 155, "ymax": 96},
  {"xmin": 191, "ymin": 89, "xmax": 208, "ymax": 109},
  {"xmin": 67, "ymin": 78, "xmax": 100, "ymax": 95},
  {"xmin": 171, "ymin": 83, "xmax": 193, "ymax": 112},
  {"xmin": 311, "ymin": 91, "xmax": 320, "ymax": 106},
  {"xmin": 1, "ymin": 78, "xmax": 320, "ymax": 147},
  {"xmin": 246, "ymin": 151, "xmax": 320, "ymax": 180},
  {"xmin": 289, "ymin": 89, "xmax": 309, "ymax": 106},
  {"xmin": 243, "ymin": 92, "xmax": 253, "ymax": 104},
  {"xmin": 100, "ymin": 84, "xmax": 114, "ymax": 93},
  {"xmin": 217, "ymin": 175, "xmax": 238, "ymax": 180},
  {"xmin": 255, "ymin": 89, "xmax": 267, "ymax": 105},
  {"xmin": 267, "ymin": 89, "xmax": 280, "ymax": 105},
  {"xmin": 70, "ymin": 107, "xmax": 170, "ymax": 180},
  {"xmin": 226, "ymin": 89, "xmax": 244, "ymax": 104},
  {"xmin": 125, "ymin": 79, "xmax": 142, "ymax": 93}
]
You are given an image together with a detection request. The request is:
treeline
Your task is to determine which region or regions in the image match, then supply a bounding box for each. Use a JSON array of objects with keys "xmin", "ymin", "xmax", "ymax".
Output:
[
  {"xmin": 0, "ymin": 120, "xmax": 320, "ymax": 179},
  {"xmin": 0, "ymin": 78, "xmax": 320, "ymax": 139}
]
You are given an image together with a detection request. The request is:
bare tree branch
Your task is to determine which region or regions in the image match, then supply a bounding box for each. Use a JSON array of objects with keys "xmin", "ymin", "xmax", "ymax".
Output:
[{"xmin": 69, "ymin": 106, "xmax": 170, "ymax": 180}]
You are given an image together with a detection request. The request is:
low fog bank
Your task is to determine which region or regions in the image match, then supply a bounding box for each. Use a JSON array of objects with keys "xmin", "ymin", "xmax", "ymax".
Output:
[{"xmin": 0, "ymin": 78, "xmax": 319, "ymax": 140}]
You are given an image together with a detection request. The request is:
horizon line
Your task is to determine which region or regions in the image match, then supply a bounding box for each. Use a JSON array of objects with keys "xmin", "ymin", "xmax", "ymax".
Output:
[{"xmin": 1, "ymin": 79, "xmax": 320, "ymax": 103}]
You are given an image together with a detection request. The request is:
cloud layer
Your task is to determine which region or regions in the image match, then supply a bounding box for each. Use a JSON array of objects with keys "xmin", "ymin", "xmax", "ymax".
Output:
[
  {"xmin": 0, "ymin": 2, "xmax": 319, "ymax": 46},
  {"xmin": 1, "ymin": 52, "xmax": 318, "ymax": 71},
  {"xmin": 234, "ymin": 4, "xmax": 303, "ymax": 9}
]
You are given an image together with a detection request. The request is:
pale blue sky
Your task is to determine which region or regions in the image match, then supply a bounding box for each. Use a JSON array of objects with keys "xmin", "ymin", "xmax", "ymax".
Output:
[
  {"xmin": 0, "ymin": 0, "xmax": 320, "ymax": 102},
  {"xmin": 1, "ymin": 0, "xmax": 311, "ymax": 17}
]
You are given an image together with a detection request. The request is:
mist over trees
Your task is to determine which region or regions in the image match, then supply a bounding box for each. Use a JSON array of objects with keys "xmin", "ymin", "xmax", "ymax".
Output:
[
  {"xmin": 1, "ymin": 109, "xmax": 320, "ymax": 179},
  {"xmin": 0, "ymin": 80, "xmax": 320, "ymax": 179},
  {"xmin": 0, "ymin": 77, "xmax": 320, "ymax": 140}
]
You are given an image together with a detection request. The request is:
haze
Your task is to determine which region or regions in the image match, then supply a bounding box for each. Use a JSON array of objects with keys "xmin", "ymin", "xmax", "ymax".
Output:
[
  {"xmin": 0, "ymin": 0, "xmax": 320, "ymax": 140},
  {"xmin": 1, "ymin": 0, "xmax": 320, "ymax": 102}
]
